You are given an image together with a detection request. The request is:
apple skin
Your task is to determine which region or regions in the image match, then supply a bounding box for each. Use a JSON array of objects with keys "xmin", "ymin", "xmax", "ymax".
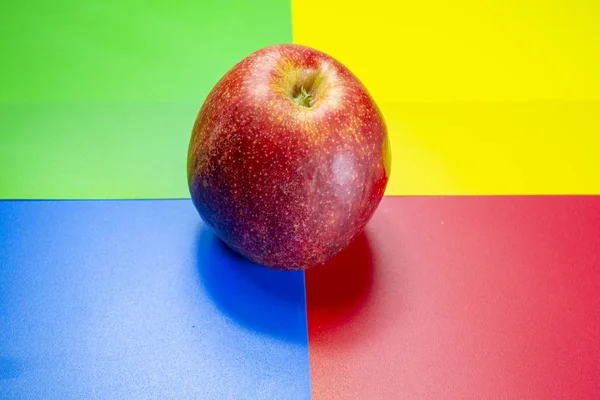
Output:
[{"xmin": 188, "ymin": 44, "xmax": 390, "ymax": 270}]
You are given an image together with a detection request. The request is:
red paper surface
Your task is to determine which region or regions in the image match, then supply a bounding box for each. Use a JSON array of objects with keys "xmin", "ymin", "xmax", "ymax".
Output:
[{"xmin": 306, "ymin": 196, "xmax": 600, "ymax": 399}]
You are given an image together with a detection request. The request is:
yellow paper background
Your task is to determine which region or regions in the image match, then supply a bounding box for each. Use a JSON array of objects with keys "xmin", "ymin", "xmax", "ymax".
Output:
[{"xmin": 292, "ymin": 0, "xmax": 600, "ymax": 194}]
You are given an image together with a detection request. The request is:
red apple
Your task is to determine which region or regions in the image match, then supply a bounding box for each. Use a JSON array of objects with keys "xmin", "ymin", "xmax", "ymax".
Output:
[{"xmin": 188, "ymin": 44, "xmax": 390, "ymax": 270}]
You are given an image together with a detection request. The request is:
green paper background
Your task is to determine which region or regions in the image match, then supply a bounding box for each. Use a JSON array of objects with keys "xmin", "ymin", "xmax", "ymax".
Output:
[{"xmin": 0, "ymin": 0, "xmax": 292, "ymax": 199}]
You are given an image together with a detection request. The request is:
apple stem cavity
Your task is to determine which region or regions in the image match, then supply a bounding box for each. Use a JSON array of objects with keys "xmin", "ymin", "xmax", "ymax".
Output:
[{"xmin": 292, "ymin": 87, "xmax": 314, "ymax": 108}]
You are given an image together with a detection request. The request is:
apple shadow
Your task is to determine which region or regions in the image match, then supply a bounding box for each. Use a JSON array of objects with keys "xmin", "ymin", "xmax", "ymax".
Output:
[
  {"xmin": 305, "ymin": 231, "xmax": 375, "ymax": 333},
  {"xmin": 195, "ymin": 227, "xmax": 308, "ymax": 344}
]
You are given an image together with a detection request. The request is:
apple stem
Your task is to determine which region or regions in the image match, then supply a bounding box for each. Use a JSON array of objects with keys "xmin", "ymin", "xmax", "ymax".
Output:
[{"xmin": 293, "ymin": 87, "xmax": 314, "ymax": 108}]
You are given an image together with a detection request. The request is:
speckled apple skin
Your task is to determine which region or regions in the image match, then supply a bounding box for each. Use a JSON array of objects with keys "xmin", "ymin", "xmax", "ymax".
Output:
[{"xmin": 188, "ymin": 44, "xmax": 390, "ymax": 270}]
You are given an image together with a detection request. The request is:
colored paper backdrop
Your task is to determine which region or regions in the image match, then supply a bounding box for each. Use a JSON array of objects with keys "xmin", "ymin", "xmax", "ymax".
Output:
[{"xmin": 1, "ymin": 1, "xmax": 599, "ymax": 399}]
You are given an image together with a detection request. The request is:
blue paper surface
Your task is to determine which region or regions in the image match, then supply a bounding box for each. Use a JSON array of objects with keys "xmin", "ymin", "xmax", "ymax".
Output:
[{"xmin": 0, "ymin": 200, "xmax": 311, "ymax": 399}]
